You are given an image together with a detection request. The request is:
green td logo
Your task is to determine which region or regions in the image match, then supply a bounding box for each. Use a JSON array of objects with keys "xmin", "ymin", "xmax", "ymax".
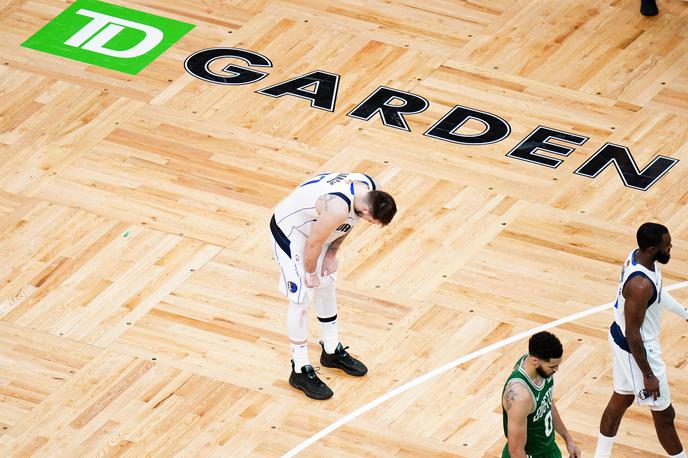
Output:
[{"xmin": 21, "ymin": 0, "xmax": 194, "ymax": 75}]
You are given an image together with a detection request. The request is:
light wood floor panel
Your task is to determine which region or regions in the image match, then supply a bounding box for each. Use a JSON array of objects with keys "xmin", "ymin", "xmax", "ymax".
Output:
[
  {"xmin": 263, "ymin": 0, "xmax": 512, "ymax": 55},
  {"xmin": 0, "ymin": 200, "xmax": 222, "ymax": 347},
  {"xmin": 0, "ymin": 75, "xmax": 144, "ymax": 194},
  {"xmin": 649, "ymin": 64, "xmax": 688, "ymax": 117},
  {"xmin": 458, "ymin": 0, "xmax": 688, "ymax": 101},
  {"xmin": 0, "ymin": 321, "xmax": 100, "ymax": 432},
  {"xmin": 1, "ymin": 0, "xmax": 688, "ymax": 456}
]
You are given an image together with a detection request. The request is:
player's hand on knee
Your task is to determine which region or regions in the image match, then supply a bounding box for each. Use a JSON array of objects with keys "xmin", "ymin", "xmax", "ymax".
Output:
[{"xmin": 305, "ymin": 271, "xmax": 320, "ymax": 288}]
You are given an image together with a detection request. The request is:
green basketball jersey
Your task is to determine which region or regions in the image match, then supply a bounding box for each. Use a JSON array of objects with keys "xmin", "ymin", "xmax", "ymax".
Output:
[{"xmin": 501, "ymin": 355, "xmax": 561, "ymax": 458}]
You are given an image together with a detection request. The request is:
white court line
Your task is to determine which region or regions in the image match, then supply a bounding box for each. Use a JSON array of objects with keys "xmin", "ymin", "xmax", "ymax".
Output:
[{"xmin": 283, "ymin": 280, "xmax": 688, "ymax": 457}]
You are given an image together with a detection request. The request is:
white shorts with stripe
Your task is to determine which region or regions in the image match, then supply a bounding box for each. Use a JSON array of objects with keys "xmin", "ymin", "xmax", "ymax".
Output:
[{"xmin": 610, "ymin": 335, "xmax": 671, "ymax": 411}]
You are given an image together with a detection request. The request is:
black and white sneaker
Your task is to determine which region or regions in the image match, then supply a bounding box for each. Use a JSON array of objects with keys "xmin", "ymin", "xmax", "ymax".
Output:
[
  {"xmin": 319, "ymin": 342, "xmax": 368, "ymax": 376},
  {"xmin": 288, "ymin": 360, "xmax": 333, "ymax": 400}
]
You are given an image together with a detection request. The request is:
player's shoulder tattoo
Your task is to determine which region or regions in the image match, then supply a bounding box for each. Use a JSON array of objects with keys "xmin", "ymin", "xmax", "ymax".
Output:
[
  {"xmin": 503, "ymin": 382, "xmax": 525, "ymax": 411},
  {"xmin": 317, "ymin": 194, "xmax": 335, "ymax": 205},
  {"xmin": 317, "ymin": 194, "xmax": 344, "ymax": 214}
]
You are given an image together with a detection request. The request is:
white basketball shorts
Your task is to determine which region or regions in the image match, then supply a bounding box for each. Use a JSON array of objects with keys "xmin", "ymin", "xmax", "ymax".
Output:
[{"xmin": 610, "ymin": 335, "xmax": 671, "ymax": 411}]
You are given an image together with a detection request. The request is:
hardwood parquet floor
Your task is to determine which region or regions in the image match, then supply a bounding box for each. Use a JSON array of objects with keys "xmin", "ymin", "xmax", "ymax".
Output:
[{"xmin": 1, "ymin": 0, "xmax": 688, "ymax": 456}]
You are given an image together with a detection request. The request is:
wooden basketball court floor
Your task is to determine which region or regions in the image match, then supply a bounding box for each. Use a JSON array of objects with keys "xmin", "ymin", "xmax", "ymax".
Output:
[{"xmin": 1, "ymin": 0, "xmax": 688, "ymax": 456}]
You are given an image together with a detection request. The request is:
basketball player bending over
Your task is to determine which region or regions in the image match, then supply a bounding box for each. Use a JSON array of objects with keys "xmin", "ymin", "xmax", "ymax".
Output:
[
  {"xmin": 502, "ymin": 331, "xmax": 581, "ymax": 458},
  {"xmin": 270, "ymin": 172, "xmax": 396, "ymax": 399},
  {"xmin": 595, "ymin": 223, "xmax": 687, "ymax": 457}
]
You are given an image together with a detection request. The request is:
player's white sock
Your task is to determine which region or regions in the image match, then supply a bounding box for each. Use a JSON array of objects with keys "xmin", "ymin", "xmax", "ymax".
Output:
[
  {"xmin": 288, "ymin": 300, "xmax": 309, "ymax": 372},
  {"xmin": 318, "ymin": 315, "xmax": 338, "ymax": 353},
  {"xmin": 593, "ymin": 432, "xmax": 615, "ymax": 457},
  {"xmin": 669, "ymin": 451, "xmax": 686, "ymax": 458},
  {"xmin": 314, "ymin": 281, "xmax": 338, "ymax": 353}
]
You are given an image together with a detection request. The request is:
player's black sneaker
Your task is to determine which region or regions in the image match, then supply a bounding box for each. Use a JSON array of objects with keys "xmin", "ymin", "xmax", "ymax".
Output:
[
  {"xmin": 288, "ymin": 360, "xmax": 333, "ymax": 400},
  {"xmin": 319, "ymin": 342, "xmax": 368, "ymax": 376},
  {"xmin": 640, "ymin": 0, "xmax": 659, "ymax": 16}
]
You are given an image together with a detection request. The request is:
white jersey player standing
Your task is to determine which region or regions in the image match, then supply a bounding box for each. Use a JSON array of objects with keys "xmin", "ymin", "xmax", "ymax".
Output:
[
  {"xmin": 595, "ymin": 222, "xmax": 688, "ymax": 457},
  {"xmin": 270, "ymin": 172, "xmax": 397, "ymax": 399}
]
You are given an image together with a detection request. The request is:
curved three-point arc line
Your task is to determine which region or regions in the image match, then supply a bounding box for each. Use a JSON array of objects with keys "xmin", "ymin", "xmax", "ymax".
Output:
[{"xmin": 283, "ymin": 280, "xmax": 688, "ymax": 457}]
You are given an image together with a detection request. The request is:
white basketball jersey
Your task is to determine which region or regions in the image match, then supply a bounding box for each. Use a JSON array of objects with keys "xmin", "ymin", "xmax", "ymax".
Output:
[
  {"xmin": 273, "ymin": 172, "xmax": 376, "ymax": 244},
  {"xmin": 612, "ymin": 249, "xmax": 662, "ymax": 342}
]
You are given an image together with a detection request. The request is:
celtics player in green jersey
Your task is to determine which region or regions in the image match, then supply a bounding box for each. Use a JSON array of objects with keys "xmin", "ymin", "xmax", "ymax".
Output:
[{"xmin": 502, "ymin": 331, "xmax": 581, "ymax": 458}]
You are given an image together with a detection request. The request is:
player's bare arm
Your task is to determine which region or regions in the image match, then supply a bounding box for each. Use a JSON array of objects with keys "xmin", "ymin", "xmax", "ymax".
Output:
[
  {"xmin": 321, "ymin": 232, "xmax": 349, "ymax": 277},
  {"xmin": 623, "ymin": 276, "xmax": 659, "ymax": 399},
  {"xmin": 326, "ymin": 232, "xmax": 349, "ymax": 255},
  {"xmin": 303, "ymin": 194, "xmax": 348, "ymax": 286},
  {"xmin": 503, "ymin": 381, "xmax": 532, "ymax": 458},
  {"xmin": 552, "ymin": 402, "xmax": 581, "ymax": 458}
]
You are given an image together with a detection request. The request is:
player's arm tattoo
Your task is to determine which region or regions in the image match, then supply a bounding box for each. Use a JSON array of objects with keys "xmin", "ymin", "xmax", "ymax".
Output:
[
  {"xmin": 327, "ymin": 233, "xmax": 348, "ymax": 254},
  {"xmin": 503, "ymin": 386, "xmax": 519, "ymax": 411}
]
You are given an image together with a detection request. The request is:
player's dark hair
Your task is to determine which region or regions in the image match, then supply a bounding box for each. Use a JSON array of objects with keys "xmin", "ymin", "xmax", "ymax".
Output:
[
  {"xmin": 528, "ymin": 331, "xmax": 563, "ymax": 361},
  {"xmin": 637, "ymin": 222, "xmax": 668, "ymax": 251},
  {"xmin": 368, "ymin": 190, "xmax": 397, "ymax": 226}
]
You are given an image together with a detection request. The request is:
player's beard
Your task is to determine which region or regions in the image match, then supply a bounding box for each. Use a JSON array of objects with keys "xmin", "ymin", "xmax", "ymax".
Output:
[
  {"xmin": 655, "ymin": 251, "xmax": 670, "ymax": 264},
  {"xmin": 536, "ymin": 365, "xmax": 553, "ymax": 379}
]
